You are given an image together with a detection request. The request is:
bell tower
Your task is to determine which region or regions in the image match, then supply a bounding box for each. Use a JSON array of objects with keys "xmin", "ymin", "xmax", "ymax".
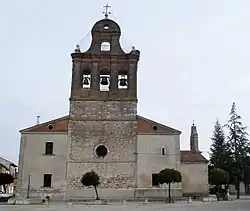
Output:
[{"xmin": 66, "ymin": 6, "xmax": 140, "ymax": 198}]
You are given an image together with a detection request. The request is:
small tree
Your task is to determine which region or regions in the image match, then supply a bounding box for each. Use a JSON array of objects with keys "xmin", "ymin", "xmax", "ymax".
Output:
[
  {"xmin": 157, "ymin": 168, "xmax": 182, "ymax": 203},
  {"xmin": 80, "ymin": 170, "xmax": 100, "ymax": 200},
  {"xmin": 210, "ymin": 119, "xmax": 229, "ymax": 169},
  {"xmin": 0, "ymin": 173, "xmax": 14, "ymax": 193},
  {"xmin": 208, "ymin": 168, "xmax": 229, "ymax": 200},
  {"xmin": 224, "ymin": 102, "xmax": 250, "ymax": 199}
]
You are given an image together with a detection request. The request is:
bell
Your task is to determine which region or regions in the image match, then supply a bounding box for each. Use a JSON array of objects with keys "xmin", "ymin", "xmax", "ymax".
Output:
[
  {"xmin": 100, "ymin": 76, "xmax": 109, "ymax": 85},
  {"xmin": 82, "ymin": 77, "xmax": 89, "ymax": 85},
  {"xmin": 119, "ymin": 78, "xmax": 127, "ymax": 86}
]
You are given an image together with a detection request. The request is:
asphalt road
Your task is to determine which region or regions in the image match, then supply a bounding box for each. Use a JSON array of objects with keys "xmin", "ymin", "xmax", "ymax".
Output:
[{"xmin": 0, "ymin": 200, "xmax": 249, "ymax": 211}]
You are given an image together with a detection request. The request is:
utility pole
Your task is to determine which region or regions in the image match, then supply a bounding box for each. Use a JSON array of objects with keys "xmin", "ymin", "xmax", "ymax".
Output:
[{"xmin": 27, "ymin": 174, "xmax": 31, "ymax": 199}]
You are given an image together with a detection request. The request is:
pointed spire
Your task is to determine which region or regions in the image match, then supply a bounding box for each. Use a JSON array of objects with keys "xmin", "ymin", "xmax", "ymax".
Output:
[{"xmin": 190, "ymin": 121, "xmax": 199, "ymax": 152}]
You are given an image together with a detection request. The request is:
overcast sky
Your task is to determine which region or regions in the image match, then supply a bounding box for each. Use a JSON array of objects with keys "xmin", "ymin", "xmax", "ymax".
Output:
[{"xmin": 1, "ymin": 0, "xmax": 250, "ymax": 164}]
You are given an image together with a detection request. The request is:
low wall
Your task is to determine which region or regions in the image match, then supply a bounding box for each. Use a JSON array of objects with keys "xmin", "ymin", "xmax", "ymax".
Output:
[
  {"xmin": 66, "ymin": 188, "xmax": 134, "ymax": 200},
  {"xmin": 16, "ymin": 188, "xmax": 183, "ymax": 201},
  {"xmin": 14, "ymin": 189, "xmax": 65, "ymax": 201},
  {"xmin": 66, "ymin": 188, "xmax": 182, "ymax": 200},
  {"xmin": 135, "ymin": 188, "xmax": 182, "ymax": 199}
]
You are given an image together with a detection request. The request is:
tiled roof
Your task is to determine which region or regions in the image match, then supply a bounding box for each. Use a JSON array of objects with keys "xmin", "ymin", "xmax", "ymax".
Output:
[
  {"xmin": 19, "ymin": 116, "xmax": 208, "ymax": 164},
  {"xmin": 180, "ymin": 150, "xmax": 208, "ymax": 164},
  {"xmin": 136, "ymin": 115, "xmax": 181, "ymax": 135},
  {"xmin": 20, "ymin": 115, "xmax": 181, "ymax": 135},
  {"xmin": 19, "ymin": 116, "xmax": 69, "ymax": 133},
  {"xmin": 0, "ymin": 157, "xmax": 17, "ymax": 169}
]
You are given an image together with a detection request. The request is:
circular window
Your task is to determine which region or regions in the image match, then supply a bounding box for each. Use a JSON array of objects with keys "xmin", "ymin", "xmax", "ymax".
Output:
[
  {"xmin": 47, "ymin": 124, "xmax": 54, "ymax": 131},
  {"xmin": 104, "ymin": 25, "xmax": 109, "ymax": 30},
  {"xmin": 95, "ymin": 145, "xmax": 108, "ymax": 158},
  {"xmin": 153, "ymin": 126, "xmax": 158, "ymax": 131}
]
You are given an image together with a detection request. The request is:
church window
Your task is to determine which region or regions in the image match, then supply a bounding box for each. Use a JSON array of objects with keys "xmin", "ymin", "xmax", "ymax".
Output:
[
  {"xmin": 100, "ymin": 70, "xmax": 110, "ymax": 91},
  {"xmin": 43, "ymin": 174, "xmax": 52, "ymax": 187},
  {"xmin": 101, "ymin": 42, "xmax": 111, "ymax": 51},
  {"xmin": 47, "ymin": 124, "xmax": 54, "ymax": 131},
  {"xmin": 45, "ymin": 142, "xmax": 53, "ymax": 155},
  {"xmin": 152, "ymin": 174, "xmax": 159, "ymax": 186},
  {"xmin": 82, "ymin": 70, "xmax": 91, "ymax": 89},
  {"xmin": 118, "ymin": 70, "xmax": 128, "ymax": 89},
  {"xmin": 161, "ymin": 147, "xmax": 165, "ymax": 155},
  {"xmin": 104, "ymin": 25, "xmax": 109, "ymax": 30},
  {"xmin": 152, "ymin": 126, "xmax": 158, "ymax": 131},
  {"xmin": 95, "ymin": 145, "xmax": 108, "ymax": 158}
]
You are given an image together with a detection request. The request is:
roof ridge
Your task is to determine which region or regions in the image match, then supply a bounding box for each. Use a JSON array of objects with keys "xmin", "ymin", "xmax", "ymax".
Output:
[
  {"xmin": 19, "ymin": 115, "xmax": 69, "ymax": 133},
  {"xmin": 137, "ymin": 115, "xmax": 181, "ymax": 134},
  {"xmin": 0, "ymin": 156, "xmax": 17, "ymax": 168},
  {"xmin": 19, "ymin": 114, "xmax": 181, "ymax": 135}
]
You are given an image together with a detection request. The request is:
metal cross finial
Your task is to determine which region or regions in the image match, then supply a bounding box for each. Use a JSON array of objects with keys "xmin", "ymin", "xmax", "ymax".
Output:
[
  {"xmin": 193, "ymin": 120, "xmax": 195, "ymax": 126},
  {"xmin": 103, "ymin": 4, "xmax": 111, "ymax": 18}
]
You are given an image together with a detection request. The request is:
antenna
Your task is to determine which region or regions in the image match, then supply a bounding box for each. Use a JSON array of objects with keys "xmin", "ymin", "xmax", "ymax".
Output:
[{"xmin": 36, "ymin": 115, "xmax": 40, "ymax": 125}]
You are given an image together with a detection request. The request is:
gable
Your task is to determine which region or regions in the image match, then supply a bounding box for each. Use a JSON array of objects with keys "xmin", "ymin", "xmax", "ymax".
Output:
[
  {"xmin": 20, "ymin": 115, "xmax": 181, "ymax": 135},
  {"xmin": 180, "ymin": 150, "xmax": 208, "ymax": 164},
  {"xmin": 19, "ymin": 116, "xmax": 69, "ymax": 133},
  {"xmin": 136, "ymin": 116, "xmax": 181, "ymax": 135}
]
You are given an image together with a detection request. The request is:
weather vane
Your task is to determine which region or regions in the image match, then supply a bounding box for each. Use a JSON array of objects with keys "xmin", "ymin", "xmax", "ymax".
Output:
[{"xmin": 103, "ymin": 4, "xmax": 111, "ymax": 19}]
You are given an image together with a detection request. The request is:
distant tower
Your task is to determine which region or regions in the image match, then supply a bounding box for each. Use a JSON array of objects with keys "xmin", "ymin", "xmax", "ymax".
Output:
[
  {"xmin": 190, "ymin": 121, "xmax": 199, "ymax": 152},
  {"xmin": 66, "ymin": 5, "xmax": 140, "ymax": 198}
]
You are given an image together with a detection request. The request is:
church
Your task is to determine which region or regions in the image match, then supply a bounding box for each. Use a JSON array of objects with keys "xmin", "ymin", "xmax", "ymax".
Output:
[{"xmin": 15, "ymin": 10, "xmax": 209, "ymax": 201}]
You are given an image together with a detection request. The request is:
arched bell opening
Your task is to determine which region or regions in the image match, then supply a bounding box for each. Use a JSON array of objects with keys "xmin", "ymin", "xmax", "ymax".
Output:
[
  {"xmin": 100, "ymin": 69, "xmax": 110, "ymax": 92},
  {"xmin": 82, "ymin": 69, "xmax": 91, "ymax": 89},
  {"xmin": 101, "ymin": 41, "xmax": 111, "ymax": 52},
  {"xmin": 118, "ymin": 70, "xmax": 128, "ymax": 89}
]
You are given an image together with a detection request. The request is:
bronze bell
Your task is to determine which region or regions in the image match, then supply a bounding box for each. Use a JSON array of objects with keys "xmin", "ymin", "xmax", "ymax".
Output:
[
  {"xmin": 100, "ymin": 76, "xmax": 109, "ymax": 85},
  {"xmin": 119, "ymin": 78, "xmax": 127, "ymax": 86},
  {"xmin": 82, "ymin": 77, "xmax": 89, "ymax": 85}
]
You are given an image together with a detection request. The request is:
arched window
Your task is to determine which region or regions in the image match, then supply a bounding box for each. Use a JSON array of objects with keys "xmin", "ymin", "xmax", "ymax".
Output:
[
  {"xmin": 101, "ymin": 42, "xmax": 111, "ymax": 51},
  {"xmin": 118, "ymin": 70, "xmax": 128, "ymax": 89}
]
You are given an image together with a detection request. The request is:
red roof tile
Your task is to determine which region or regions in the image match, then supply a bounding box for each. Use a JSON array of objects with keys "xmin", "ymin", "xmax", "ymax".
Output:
[
  {"xmin": 20, "ymin": 115, "xmax": 181, "ymax": 135},
  {"xmin": 136, "ymin": 115, "xmax": 181, "ymax": 135},
  {"xmin": 20, "ymin": 116, "xmax": 207, "ymax": 163},
  {"xmin": 19, "ymin": 116, "xmax": 69, "ymax": 133},
  {"xmin": 180, "ymin": 150, "xmax": 208, "ymax": 164}
]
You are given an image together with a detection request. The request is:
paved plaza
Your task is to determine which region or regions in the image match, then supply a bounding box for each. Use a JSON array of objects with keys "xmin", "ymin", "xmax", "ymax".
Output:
[{"xmin": 0, "ymin": 200, "xmax": 249, "ymax": 211}]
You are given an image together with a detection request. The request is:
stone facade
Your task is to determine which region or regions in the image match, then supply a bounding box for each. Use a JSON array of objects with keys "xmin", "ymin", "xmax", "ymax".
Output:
[
  {"xmin": 16, "ymin": 116, "xmax": 208, "ymax": 200},
  {"xmin": 66, "ymin": 17, "xmax": 140, "ymax": 198},
  {"xmin": 15, "ymin": 16, "xmax": 209, "ymax": 201}
]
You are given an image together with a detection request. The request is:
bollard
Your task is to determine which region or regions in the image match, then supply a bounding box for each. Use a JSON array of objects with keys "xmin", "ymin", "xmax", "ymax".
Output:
[{"xmin": 188, "ymin": 197, "xmax": 192, "ymax": 203}]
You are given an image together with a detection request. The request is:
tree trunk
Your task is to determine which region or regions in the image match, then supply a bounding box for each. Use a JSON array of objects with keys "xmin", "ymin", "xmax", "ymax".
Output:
[
  {"xmin": 94, "ymin": 185, "xmax": 99, "ymax": 200},
  {"xmin": 216, "ymin": 185, "xmax": 221, "ymax": 201},
  {"xmin": 236, "ymin": 183, "xmax": 240, "ymax": 199},
  {"xmin": 3, "ymin": 185, "xmax": 6, "ymax": 193},
  {"xmin": 236, "ymin": 176, "xmax": 240, "ymax": 199},
  {"xmin": 216, "ymin": 186, "xmax": 220, "ymax": 201},
  {"xmin": 245, "ymin": 184, "xmax": 250, "ymax": 195},
  {"xmin": 168, "ymin": 183, "xmax": 171, "ymax": 203}
]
